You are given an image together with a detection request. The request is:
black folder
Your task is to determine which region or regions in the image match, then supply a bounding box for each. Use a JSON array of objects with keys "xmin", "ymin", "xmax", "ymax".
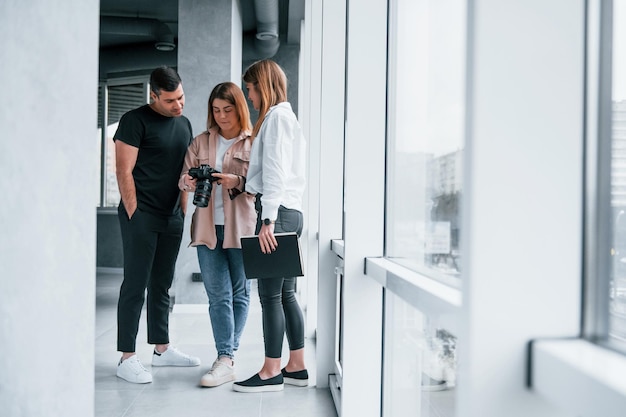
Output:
[{"xmin": 240, "ymin": 232, "xmax": 304, "ymax": 279}]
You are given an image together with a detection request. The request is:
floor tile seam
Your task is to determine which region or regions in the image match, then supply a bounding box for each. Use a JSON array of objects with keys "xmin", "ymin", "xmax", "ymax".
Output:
[{"xmin": 118, "ymin": 384, "xmax": 149, "ymax": 417}]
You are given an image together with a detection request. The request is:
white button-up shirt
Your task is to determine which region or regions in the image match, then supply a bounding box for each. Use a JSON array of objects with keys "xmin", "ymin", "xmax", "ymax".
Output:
[{"xmin": 245, "ymin": 102, "xmax": 306, "ymax": 221}]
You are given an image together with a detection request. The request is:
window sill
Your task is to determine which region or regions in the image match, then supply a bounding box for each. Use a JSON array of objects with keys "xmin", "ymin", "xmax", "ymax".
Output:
[
  {"xmin": 364, "ymin": 257, "xmax": 461, "ymax": 316},
  {"xmin": 331, "ymin": 239, "xmax": 344, "ymax": 259},
  {"xmin": 531, "ymin": 338, "xmax": 626, "ymax": 417}
]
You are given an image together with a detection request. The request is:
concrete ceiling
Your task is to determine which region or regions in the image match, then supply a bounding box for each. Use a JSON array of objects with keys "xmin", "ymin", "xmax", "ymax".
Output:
[{"xmin": 99, "ymin": 0, "xmax": 303, "ymax": 79}]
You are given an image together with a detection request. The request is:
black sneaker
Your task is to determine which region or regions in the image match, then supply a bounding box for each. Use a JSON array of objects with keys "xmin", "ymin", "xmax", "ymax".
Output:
[
  {"xmin": 281, "ymin": 367, "xmax": 309, "ymax": 387},
  {"xmin": 232, "ymin": 373, "xmax": 284, "ymax": 393}
]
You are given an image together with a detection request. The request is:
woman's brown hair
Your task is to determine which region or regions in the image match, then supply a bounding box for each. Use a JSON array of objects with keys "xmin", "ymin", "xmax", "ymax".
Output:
[
  {"xmin": 242, "ymin": 59, "xmax": 288, "ymax": 138},
  {"xmin": 206, "ymin": 81, "xmax": 253, "ymax": 136}
]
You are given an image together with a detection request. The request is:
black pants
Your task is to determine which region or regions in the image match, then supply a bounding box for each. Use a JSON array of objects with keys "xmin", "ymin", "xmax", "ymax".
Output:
[
  {"xmin": 117, "ymin": 204, "xmax": 184, "ymax": 352},
  {"xmin": 255, "ymin": 202, "xmax": 305, "ymax": 358}
]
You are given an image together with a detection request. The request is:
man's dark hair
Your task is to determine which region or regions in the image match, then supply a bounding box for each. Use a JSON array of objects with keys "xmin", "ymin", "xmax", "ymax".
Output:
[{"xmin": 150, "ymin": 66, "xmax": 182, "ymax": 96}]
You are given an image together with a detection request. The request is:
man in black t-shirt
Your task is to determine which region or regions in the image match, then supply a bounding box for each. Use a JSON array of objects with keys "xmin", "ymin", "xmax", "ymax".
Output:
[{"xmin": 113, "ymin": 66, "xmax": 200, "ymax": 384}]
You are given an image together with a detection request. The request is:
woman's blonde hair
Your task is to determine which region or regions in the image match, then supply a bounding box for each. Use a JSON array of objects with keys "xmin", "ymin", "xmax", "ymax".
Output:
[
  {"xmin": 242, "ymin": 59, "xmax": 288, "ymax": 138},
  {"xmin": 206, "ymin": 82, "xmax": 253, "ymax": 135}
]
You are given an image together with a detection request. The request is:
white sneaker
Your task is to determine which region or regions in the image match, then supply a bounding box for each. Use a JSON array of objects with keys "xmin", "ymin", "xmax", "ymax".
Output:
[
  {"xmin": 117, "ymin": 356, "xmax": 152, "ymax": 384},
  {"xmin": 200, "ymin": 359, "xmax": 236, "ymax": 387},
  {"xmin": 152, "ymin": 346, "xmax": 201, "ymax": 367}
]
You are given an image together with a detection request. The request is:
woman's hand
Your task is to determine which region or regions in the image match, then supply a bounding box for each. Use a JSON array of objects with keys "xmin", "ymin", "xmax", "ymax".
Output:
[
  {"xmin": 258, "ymin": 223, "xmax": 278, "ymax": 254},
  {"xmin": 179, "ymin": 173, "xmax": 197, "ymax": 191},
  {"xmin": 212, "ymin": 173, "xmax": 242, "ymax": 189}
]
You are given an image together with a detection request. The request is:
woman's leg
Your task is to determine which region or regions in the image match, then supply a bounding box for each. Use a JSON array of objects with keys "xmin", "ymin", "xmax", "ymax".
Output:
[
  {"xmin": 256, "ymin": 277, "xmax": 286, "ymax": 378},
  {"xmin": 197, "ymin": 230, "xmax": 235, "ymax": 359},
  {"xmin": 274, "ymin": 207, "xmax": 306, "ymax": 371},
  {"xmin": 226, "ymin": 247, "xmax": 251, "ymax": 353},
  {"xmin": 281, "ymin": 277, "xmax": 306, "ymax": 371}
]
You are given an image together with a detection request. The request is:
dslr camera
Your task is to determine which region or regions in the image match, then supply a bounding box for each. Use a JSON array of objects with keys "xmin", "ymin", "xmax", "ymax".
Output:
[{"xmin": 188, "ymin": 164, "xmax": 220, "ymax": 208}]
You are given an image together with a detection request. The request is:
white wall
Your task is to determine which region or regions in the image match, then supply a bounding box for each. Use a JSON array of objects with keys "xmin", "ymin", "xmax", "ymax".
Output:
[
  {"xmin": 309, "ymin": 0, "xmax": 347, "ymax": 388},
  {"xmin": 459, "ymin": 1, "xmax": 585, "ymax": 416},
  {"xmin": 340, "ymin": 0, "xmax": 388, "ymax": 415},
  {"xmin": 0, "ymin": 1, "xmax": 99, "ymax": 416}
]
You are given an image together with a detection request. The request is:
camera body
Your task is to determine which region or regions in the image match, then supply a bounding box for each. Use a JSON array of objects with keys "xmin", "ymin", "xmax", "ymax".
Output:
[{"xmin": 188, "ymin": 164, "xmax": 220, "ymax": 207}]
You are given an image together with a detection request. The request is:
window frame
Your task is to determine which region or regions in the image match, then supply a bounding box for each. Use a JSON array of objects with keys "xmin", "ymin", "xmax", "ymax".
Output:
[
  {"xmin": 583, "ymin": 0, "xmax": 615, "ymax": 344},
  {"xmin": 531, "ymin": 1, "xmax": 626, "ymax": 415},
  {"xmin": 97, "ymin": 76, "xmax": 149, "ymax": 208}
]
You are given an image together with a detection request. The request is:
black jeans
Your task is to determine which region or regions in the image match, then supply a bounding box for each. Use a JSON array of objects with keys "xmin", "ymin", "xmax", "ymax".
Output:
[
  {"xmin": 117, "ymin": 204, "xmax": 184, "ymax": 352},
  {"xmin": 255, "ymin": 202, "xmax": 305, "ymax": 358}
]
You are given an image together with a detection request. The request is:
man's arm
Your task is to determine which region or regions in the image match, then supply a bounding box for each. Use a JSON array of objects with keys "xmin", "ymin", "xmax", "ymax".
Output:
[
  {"xmin": 179, "ymin": 190, "xmax": 188, "ymax": 216},
  {"xmin": 115, "ymin": 140, "xmax": 139, "ymax": 219}
]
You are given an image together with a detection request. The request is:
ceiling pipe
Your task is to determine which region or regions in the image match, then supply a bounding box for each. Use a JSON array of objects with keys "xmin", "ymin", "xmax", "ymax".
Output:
[
  {"xmin": 100, "ymin": 16, "xmax": 175, "ymax": 51},
  {"xmin": 154, "ymin": 22, "xmax": 176, "ymax": 51},
  {"xmin": 253, "ymin": 0, "xmax": 280, "ymax": 58}
]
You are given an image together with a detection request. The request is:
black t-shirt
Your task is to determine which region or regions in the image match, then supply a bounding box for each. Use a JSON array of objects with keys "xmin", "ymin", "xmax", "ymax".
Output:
[{"xmin": 114, "ymin": 104, "xmax": 193, "ymax": 216}]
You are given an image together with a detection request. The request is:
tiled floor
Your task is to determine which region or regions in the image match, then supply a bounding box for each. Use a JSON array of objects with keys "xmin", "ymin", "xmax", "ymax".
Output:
[{"xmin": 95, "ymin": 271, "xmax": 336, "ymax": 417}]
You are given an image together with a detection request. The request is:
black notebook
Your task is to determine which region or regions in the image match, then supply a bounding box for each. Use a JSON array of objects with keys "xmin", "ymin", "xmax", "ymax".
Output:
[{"xmin": 240, "ymin": 232, "xmax": 304, "ymax": 279}]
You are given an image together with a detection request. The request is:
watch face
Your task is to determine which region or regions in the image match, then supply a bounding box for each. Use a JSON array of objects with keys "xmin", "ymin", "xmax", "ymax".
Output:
[{"xmin": 264, "ymin": 218, "xmax": 271, "ymax": 225}]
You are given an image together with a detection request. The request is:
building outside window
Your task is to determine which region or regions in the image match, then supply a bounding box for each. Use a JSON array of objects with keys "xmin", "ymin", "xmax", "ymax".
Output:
[
  {"xmin": 383, "ymin": 0, "xmax": 467, "ymax": 415},
  {"xmin": 386, "ymin": 0, "xmax": 465, "ymax": 285},
  {"xmin": 609, "ymin": 0, "xmax": 626, "ymax": 352}
]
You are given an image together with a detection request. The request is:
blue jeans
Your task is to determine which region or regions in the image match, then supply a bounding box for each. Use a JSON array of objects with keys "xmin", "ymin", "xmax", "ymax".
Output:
[{"xmin": 197, "ymin": 225, "xmax": 251, "ymax": 358}]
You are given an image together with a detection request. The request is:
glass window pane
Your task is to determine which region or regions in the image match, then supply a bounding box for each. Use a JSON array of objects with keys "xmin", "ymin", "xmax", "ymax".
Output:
[
  {"xmin": 386, "ymin": 0, "xmax": 467, "ymax": 281},
  {"xmin": 104, "ymin": 83, "xmax": 147, "ymax": 207},
  {"xmin": 610, "ymin": 0, "xmax": 626, "ymax": 349},
  {"xmin": 382, "ymin": 292, "xmax": 457, "ymax": 417},
  {"xmin": 97, "ymin": 84, "xmax": 104, "ymax": 207}
]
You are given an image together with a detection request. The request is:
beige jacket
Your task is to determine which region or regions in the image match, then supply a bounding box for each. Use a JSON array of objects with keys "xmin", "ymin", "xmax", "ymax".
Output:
[{"xmin": 181, "ymin": 127, "xmax": 257, "ymax": 249}]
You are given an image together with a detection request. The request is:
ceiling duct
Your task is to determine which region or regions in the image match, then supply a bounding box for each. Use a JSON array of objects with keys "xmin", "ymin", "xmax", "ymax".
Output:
[
  {"xmin": 100, "ymin": 16, "xmax": 175, "ymax": 51},
  {"xmin": 253, "ymin": 0, "xmax": 280, "ymax": 58},
  {"xmin": 154, "ymin": 22, "xmax": 176, "ymax": 51}
]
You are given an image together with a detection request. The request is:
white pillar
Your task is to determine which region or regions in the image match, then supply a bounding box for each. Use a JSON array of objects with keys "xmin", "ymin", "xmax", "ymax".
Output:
[
  {"xmin": 175, "ymin": 0, "xmax": 244, "ymax": 304},
  {"xmin": 341, "ymin": 0, "xmax": 388, "ymax": 415},
  {"xmin": 0, "ymin": 1, "xmax": 99, "ymax": 416},
  {"xmin": 459, "ymin": 1, "xmax": 585, "ymax": 416}
]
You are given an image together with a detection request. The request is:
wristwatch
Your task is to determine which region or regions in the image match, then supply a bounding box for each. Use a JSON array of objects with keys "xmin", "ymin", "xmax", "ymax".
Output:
[{"xmin": 263, "ymin": 218, "xmax": 275, "ymax": 226}]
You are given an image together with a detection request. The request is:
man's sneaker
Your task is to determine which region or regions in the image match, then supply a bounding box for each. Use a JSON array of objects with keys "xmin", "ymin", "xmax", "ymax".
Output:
[
  {"xmin": 152, "ymin": 346, "xmax": 201, "ymax": 367},
  {"xmin": 281, "ymin": 367, "xmax": 309, "ymax": 387},
  {"xmin": 116, "ymin": 356, "xmax": 152, "ymax": 384},
  {"xmin": 200, "ymin": 359, "xmax": 236, "ymax": 387},
  {"xmin": 232, "ymin": 373, "xmax": 284, "ymax": 393}
]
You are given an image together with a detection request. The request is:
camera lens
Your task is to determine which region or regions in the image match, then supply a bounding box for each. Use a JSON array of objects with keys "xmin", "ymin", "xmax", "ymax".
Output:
[{"xmin": 193, "ymin": 179, "xmax": 212, "ymax": 207}]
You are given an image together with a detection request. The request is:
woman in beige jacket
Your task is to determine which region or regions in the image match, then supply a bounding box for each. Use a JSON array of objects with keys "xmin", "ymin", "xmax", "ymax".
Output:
[{"xmin": 178, "ymin": 82, "xmax": 256, "ymax": 387}]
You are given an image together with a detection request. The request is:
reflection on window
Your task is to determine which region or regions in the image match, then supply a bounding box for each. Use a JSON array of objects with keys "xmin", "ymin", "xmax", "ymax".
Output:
[
  {"xmin": 382, "ymin": 291, "xmax": 456, "ymax": 417},
  {"xmin": 610, "ymin": 0, "xmax": 626, "ymax": 349},
  {"xmin": 386, "ymin": 0, "xmax": 466, "ymax": 280}
]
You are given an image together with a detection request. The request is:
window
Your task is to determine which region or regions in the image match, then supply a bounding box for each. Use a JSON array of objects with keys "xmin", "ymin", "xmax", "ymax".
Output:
[
  {"xmin": 381, "ymin": 0, "xmax": 467, "ymax": 415},
  {"xmin": 609, "ymin": 0, "xmax": 626, "ymax": 351},
  {"xmin": 385, "ymin": 0, "xmax": 467, "ymax": 284},
  {"xmin": 382, "ymin": 292, "xmax": 457, "ymax": 417},
  {"xmin": 97, "ymin": 79, "xmax": 149, "ymax": 207}
]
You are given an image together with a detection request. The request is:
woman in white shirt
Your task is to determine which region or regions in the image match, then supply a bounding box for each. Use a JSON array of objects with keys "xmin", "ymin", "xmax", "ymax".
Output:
[{"xmin": 232, "ymin": 60, "xmax": 308, "ymax": 393}]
